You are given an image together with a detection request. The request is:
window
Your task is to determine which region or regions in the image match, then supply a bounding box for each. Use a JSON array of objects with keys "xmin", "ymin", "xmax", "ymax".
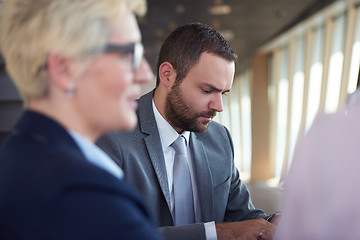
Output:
[
  {"xmin": 305, "ymin": 26, "xmax": 324, "ymax": 132},
  {"xmin": 239, "ymin": 71, "xmax": 252, "ymax": 179},
  {"xmin": 274, "ymin": 46, "xmax": 289, "ymax": 177},
  {"xmin": 347, "ymin": 7, "xmax": 360, "ymax": 93},
  {"xmin": 240, "ymin": 0, "xmax": 360, "ymax": 181},
  {"xmin": 324, "ymin": 14, "xmax": 346, "ymax": 113},
  {"xmin": 287, "ymin": 35, "xmax": 305, "ymax": 168}
]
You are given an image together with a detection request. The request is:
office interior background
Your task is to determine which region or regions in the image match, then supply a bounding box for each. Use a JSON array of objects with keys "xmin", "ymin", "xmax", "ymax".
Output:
[{"xmin": 1, "ymin": 0, "xmax": 360, "ymax": 214}]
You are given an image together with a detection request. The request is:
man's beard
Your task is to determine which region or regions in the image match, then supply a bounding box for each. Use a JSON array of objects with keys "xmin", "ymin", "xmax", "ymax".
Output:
[{"xmin": 165, "ymin": 84, "xmax": 216, "ymax": 132}]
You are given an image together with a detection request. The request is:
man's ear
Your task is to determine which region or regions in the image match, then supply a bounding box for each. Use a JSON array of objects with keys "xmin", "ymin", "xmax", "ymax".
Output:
[{"xmin": 158, "ymin": 62, "xmax": 176, "ymax": 88}]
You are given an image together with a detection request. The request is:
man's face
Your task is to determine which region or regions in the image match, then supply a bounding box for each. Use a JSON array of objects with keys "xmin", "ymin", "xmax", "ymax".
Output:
[
  {"xmin": 74, "ymin": 11, "xmax": 152, "ymax": 135},
  {"xmin": 165, "ymin": 52, "xmax": 235, "ymax": 133}
]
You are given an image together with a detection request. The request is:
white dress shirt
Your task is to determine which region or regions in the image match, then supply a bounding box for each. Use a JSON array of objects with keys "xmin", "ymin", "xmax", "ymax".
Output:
[{"xmin": 152, "ymin": 100, "xmax": 217, "ymax": 240}]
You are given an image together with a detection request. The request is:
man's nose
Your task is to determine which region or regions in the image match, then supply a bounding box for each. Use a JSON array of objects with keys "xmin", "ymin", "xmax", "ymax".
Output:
[{"xmin": 209, "ymin": 93, "xmax": 223, "ymax": 112}]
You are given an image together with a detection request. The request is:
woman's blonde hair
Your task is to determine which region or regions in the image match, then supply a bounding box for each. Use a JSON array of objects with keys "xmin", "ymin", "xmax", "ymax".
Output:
[{"xmin": 0, "ymin": 0, "xmax": 146, "ymax": 105}]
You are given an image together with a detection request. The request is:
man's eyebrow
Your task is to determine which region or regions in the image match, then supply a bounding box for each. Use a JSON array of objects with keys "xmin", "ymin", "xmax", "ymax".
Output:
[{"xmin": 203, "ymin": 83, "xmax": 231, "ymax": 93}]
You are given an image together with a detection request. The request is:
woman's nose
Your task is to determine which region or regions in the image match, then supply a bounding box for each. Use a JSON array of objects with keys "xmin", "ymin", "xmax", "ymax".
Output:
[{"xmin": 134, "ymin": 57, "xmax": 154, "ymax": 84}]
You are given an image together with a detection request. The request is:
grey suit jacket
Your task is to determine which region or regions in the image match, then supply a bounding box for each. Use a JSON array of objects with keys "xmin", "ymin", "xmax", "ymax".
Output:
[{"xmin": 97, "ymin": 90, "xmax": 266, "ymax": 240}]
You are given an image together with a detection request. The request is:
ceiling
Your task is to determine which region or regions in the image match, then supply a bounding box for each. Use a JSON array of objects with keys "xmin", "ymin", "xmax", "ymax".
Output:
[{"xmin": 138, "ymin": 0, "xmax": 336, "ymax": 73}]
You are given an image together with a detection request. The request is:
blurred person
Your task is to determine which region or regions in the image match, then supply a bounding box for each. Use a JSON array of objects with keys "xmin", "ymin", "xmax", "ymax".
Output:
[
  {"xmin": 0, "ymin": 0, "xmax": 163, "ymax": 239},
  {"xmin": 276, "ymin": 105, "xmax": 360, "ymax": 240},
  {"xmin": 97, "ymin": 22, "xmax": 277, "ymax": 240}
]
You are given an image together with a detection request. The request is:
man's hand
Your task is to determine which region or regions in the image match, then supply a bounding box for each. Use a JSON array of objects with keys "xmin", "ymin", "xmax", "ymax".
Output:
[{"xmin": 215, "ymin": 219, "xmax": 275, "ymax": 240}]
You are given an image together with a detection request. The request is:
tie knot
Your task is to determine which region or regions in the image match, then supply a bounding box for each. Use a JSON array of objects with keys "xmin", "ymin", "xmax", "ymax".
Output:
[{"xmin": 172, "ymin": 135, "xmax": 187, "ymax": 155}]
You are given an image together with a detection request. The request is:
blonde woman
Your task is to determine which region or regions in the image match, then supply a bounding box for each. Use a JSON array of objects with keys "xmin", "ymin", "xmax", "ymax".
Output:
[{"xmin": 0, "ymin": 0, "xmax": 162, "ymax": 239}]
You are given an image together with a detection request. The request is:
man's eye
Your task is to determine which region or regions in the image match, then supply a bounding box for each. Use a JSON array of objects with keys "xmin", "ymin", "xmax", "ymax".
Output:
[
  {"xmin": 202, "ymin": 89, "xmax": 211, "ymax": 94},
  {"xmin": 222, "ymin": 92, "xmax": 228, "ymax": 96}
]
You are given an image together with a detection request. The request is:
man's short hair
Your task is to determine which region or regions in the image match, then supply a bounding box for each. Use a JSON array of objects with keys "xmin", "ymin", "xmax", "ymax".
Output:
[{"xmin": 156, "ymin": 22, "xmax": 237, "ymax": 86}]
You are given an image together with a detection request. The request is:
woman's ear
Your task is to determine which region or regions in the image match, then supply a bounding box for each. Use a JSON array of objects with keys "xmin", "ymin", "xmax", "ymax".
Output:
[
  {"xmin": 47, "ymin": 53, "xmax": 85, "ymax": 97},
  {"xmin": 158, "ymin": 62, "xmax": 176, "ymax": 88},
  {"xmin": 47, "ymin": 53, "xmax": 73, "ymax": 92}
]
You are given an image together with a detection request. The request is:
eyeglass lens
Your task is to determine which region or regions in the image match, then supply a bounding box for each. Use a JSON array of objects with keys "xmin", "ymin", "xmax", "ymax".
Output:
[{"xmin": 104, "ymin": 43, "xmax": 144, "ymax": 70}]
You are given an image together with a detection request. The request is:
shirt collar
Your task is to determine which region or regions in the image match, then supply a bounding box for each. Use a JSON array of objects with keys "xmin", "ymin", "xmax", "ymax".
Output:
[{"xmin": 69, "ymin": 130, "xmax": 124, "ymax": 179}]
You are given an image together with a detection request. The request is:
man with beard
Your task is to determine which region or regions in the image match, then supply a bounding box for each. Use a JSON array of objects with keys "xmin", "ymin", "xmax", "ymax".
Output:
[{"xmin": 97, "ymin": 22, "xmax": 276, "ymax": 240}]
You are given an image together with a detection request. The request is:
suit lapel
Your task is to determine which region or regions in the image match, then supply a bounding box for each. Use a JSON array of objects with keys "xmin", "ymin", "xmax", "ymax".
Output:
[
  {"xmin": 190, "ymin": 133, "xmax": 214, "ymax": 222},
  {"xmin": 138, "ymin": 91, "xmax": 172, "ymax": 211},
  {"xmin": 144, "ymin": 135, "xmax": 171, "ymax": 210}
]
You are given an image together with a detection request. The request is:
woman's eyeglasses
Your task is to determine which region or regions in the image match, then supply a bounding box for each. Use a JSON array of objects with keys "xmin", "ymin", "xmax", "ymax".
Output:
[
  {"xmin": 37, "ymin": 43, "xmax": 144, "ymax": 73},
  {"xmin": 103, "ymin": 42, "xmax": 144, "ymax": 70}
]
